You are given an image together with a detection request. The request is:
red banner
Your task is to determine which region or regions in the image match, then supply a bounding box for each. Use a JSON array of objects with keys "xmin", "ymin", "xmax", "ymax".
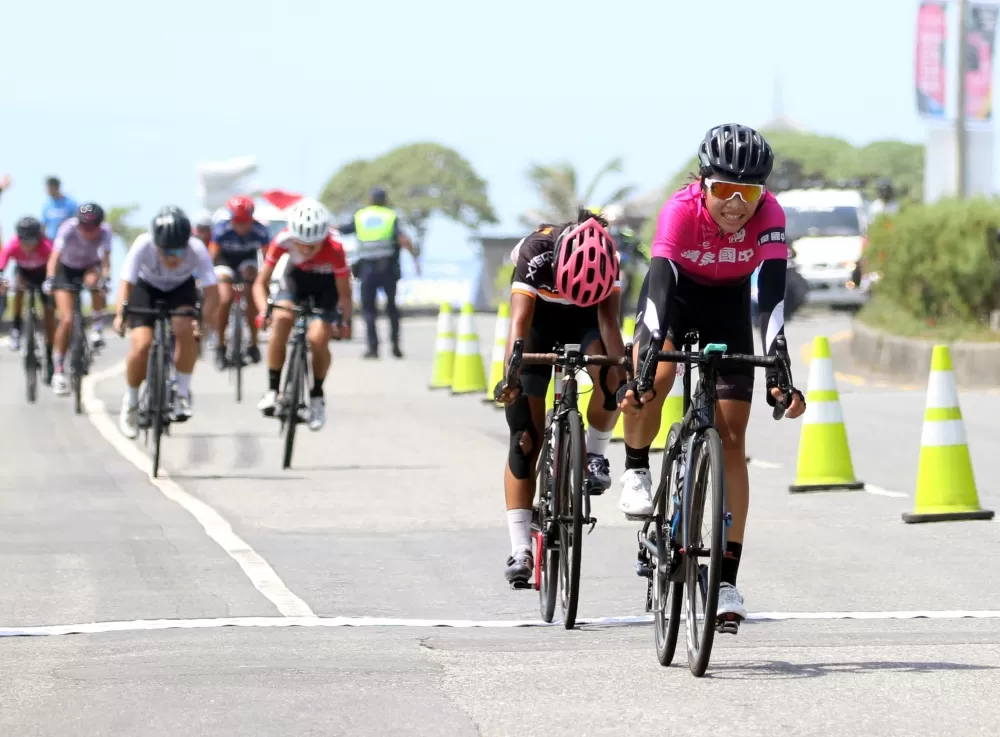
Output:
[
  {"xmin": 259, "ymin": 189, "xmax": 305, "ymax": 210},
  {"xmin": 916, "ymin": 1, "xmax": 948, "ymax": 119},
  {"xmin": 966, "ymin": 3, "xmax": 999, "ymax": 121}
]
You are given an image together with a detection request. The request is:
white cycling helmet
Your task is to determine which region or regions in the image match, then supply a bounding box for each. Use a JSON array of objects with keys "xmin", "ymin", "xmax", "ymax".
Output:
[
  {"xmin": 193, "ymin": 209, "xmax": 214, "ymax": 228},
  {"xmin": 286, "ymin": 198, "xmax": 331, "ymax": 244}
]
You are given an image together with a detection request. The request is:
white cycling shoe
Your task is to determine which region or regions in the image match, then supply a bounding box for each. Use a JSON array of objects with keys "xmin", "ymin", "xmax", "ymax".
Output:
[
  {"xmin": 257, "ymin": 390, "xmax": 278, "ymax": 417},
  {"xmin": 52, "ymin": 373, "xmax": 70, "ymax": 396},
  {"xmin": 308, "ymin": 397, "xmax": 325, "ymax": 431},
  {"xmin": 618, "ymin": 468, "xmax": 654, "ymax": 518},
  {"xmin": 119, "ymin": 397, "xmax": 139, "ymax": 440},
  {"xmin": 717, "ymin": 583, "xmax": 747, "ymax": 623}
]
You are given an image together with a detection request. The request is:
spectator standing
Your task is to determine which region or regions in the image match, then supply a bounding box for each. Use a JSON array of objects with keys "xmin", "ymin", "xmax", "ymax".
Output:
[{"xmin": 42, "ymin": 176, "xmax": 78, "ymax": 240}]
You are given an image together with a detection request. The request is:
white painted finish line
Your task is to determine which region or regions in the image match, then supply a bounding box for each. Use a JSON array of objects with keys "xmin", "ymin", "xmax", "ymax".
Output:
[
  {"xmin": 4, "ymin": 611, "xmax": 1000, "ymax": 638},
  {"xmin": 82, "ymin": 366, "xmax": 315, "ymax": 618}
]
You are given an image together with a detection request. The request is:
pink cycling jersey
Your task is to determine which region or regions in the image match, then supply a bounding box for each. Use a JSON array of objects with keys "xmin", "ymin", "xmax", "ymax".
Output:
[
  {"xmin": 650, "ymin": 182, "xmax": 787, "ymax": 283},
  {"xmin": 53, "ymin": 217, "xmax": 112, "ymax": 270},
  {"xmin": 0, "ymin": 235, "xmax": 53, "ymax": 271}
]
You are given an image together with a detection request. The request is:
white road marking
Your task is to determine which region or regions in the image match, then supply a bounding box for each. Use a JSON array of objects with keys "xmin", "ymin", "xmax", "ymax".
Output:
[
  {"xmin": 81, "ymin": 364, "xmax": 315, "ymax": 618},
  {"xmin": 4, "ymin": 609, "xmax": 1000, "ymax": 638},
  {"xmin": 863, "ymin": 484, "xmax": 909, "ymax": 498}
]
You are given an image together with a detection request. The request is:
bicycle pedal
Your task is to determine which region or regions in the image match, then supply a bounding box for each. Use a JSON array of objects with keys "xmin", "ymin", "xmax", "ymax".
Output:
[
  {"xmin": 586, "ymin": 518, "xmax": 597, "ymax": 534},
  {"xmin": 716, "ymin": 617, "xmax": 741, "ymax": 635},
  {"xmin": 635, "ymin": 561, "xmax": 652, "ymax": 578},
  {"xmin": 509, "ymin": 579, "xmax": 532, "ymax": 591},
  {"xmin": 624, "ymin": 512, "xmax": 652, "ymax": 522}
]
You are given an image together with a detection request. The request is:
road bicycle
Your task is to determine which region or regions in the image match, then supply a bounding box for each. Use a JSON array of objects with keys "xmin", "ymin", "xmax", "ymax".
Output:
[
  {"xmin": 120, "ymin": 300, "xmax": 201, "ymax": 478},
  {"xmin": 631, "ymin": 328, "xmax": 790, "ymax": 676},
  {"xmin": 62, "ymin": 281, "xmax": 104, "ymax": 415},
  {"xmin": 265, "ymin": 297, "xmax": 338, "ymax": 470},
  {"xmin": 502, "ymin": 339, "xmax": 628, "ymax": 629}
]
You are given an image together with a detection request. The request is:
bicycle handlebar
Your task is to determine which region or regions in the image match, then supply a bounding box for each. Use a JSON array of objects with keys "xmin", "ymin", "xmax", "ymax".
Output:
[
  {"xmin": 636, "ymin": 329, "xmax": 790, "ymax": 420},
  {"xmin": 502, "ymin": 338, "xmax": 629, "ymax": 393}
]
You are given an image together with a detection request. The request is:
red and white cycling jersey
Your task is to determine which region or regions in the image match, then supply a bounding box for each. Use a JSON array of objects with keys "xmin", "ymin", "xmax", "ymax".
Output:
[{"xmin": 264, "ymin": 228, "xmax": 350, "ymax": 277}]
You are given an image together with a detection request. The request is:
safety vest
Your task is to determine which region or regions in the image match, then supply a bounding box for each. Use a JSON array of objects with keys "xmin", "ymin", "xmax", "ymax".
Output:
[{"xmin": 353, "ymin": 206, "xmax": 397, "ymax": 260}]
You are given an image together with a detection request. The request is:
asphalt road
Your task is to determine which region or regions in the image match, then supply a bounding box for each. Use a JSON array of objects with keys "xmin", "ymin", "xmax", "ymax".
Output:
[{"xmin": 2, "ymin": 307, "xmax": 999, "ymax": 736}]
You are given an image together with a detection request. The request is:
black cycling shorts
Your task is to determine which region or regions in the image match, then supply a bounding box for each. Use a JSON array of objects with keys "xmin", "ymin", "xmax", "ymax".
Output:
[
  {"xmin": 214, "ymin": 250, "xmax": 260, "ymax": 280},
  {"xmin": 519, "ymin": 300, "xmax": 602, "ymax": 398},
  {"xmin": 15, "ymin": 265, "xmax": 47, "ymax": 290},
  {"xmin": 53, "ymin": 261, "xmax": 101, "ymax": 291},
  {"xmin": 128, "ymin": 278, "xmax": 199, "ymax": 329},
  {"xmin": 633, "ymin": 269, "xmax": 755, "ymax": 403},
  {"xmin": 276, "ymin": 268, "xmax": 340, "ymax": 324}
]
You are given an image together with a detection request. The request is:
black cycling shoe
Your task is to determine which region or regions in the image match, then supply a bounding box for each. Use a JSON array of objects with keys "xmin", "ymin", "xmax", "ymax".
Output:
[
  {"xmin": 586, "ymin": 453, "xmax": 612, "ymax": 495},
  {"xmin": 214, "ymin": 346, "xmax": 228, "ymax": 371},
  {"xmin": 247, "ymin": 345, "xmax": 261, "ymax": 364}
]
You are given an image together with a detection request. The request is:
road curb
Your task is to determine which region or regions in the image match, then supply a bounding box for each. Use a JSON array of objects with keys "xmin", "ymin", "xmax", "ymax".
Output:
[{"xmin": 850, "ymin": 319, "xmax": 1000, "ymax": 387}]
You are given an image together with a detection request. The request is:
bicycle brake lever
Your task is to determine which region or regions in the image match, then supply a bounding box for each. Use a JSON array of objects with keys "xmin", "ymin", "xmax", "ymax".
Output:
[{"xmin": 772, "ymin": 387, "xmax": 788, "ymax": 421}]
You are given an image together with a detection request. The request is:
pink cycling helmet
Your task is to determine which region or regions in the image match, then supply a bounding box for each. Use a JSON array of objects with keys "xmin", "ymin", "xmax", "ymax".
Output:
[{"xmin": 554, "ymin": 218, "xmax": 618, "ymax": 307}]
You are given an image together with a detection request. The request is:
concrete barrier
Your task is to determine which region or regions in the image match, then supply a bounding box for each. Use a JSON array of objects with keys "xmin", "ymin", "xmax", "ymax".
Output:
[{"xmin": 850, "ymin": 319, "xmax": 1000, "ymax": 387}]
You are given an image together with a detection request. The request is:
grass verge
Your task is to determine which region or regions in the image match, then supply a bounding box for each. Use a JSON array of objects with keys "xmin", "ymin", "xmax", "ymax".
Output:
[{"xmin": 857, "ymin": 295, "xmax": 1000, "ymax": 343}]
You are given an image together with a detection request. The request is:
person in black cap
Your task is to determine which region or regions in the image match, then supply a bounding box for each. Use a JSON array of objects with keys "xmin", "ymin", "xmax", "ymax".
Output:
[{"xmin": 336, "ymin": 187, "xmax": 419, "ymax": 358}]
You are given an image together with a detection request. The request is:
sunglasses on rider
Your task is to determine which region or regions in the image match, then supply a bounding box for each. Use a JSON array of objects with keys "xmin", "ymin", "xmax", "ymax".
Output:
[
  {"xmin": 162, "ymin": 247, "xmax": 186, "ymax": 259},
  {"xmin": 704, "ymin": 178, "xmax": 766, "ymax": 204}
]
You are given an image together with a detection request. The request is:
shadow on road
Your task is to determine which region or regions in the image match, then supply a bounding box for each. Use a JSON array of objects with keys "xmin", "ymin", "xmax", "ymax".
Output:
[
  {"xmin": 703, "ymin": 659, "xmax": 997, "ymax": 680},
  {"xmin": 169, "ymin": 473, "xmax": 309, "ymax": 481}
]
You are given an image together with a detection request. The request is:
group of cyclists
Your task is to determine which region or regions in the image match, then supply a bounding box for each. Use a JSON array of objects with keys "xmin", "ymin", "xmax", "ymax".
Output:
[
  {"xmin": 494, "ymin": 123, "xmax": 807, "ymax": 634},
  {"xmin": 1, "ymin": 194, "xmax": 353, "ymax": 440},
  {"xmin": 4, "ymin": 122, "xmax": 808, "ymax": 633}
]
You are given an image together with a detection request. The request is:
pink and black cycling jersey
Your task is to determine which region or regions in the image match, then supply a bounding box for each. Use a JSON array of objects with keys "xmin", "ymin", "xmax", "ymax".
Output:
[
  {"xmin": 0, "ymin": 235, "xmax": 53, "ymax": 271},
  {"xmin": 650, "ymin": 182, "xmax": 787, "ymax": 284},
  {"xmin": 52, "ymin": 217, "xmax": 112, "ymax": 269}
]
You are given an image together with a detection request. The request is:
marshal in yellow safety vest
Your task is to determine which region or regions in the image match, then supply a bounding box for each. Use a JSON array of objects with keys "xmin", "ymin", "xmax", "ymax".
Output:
[{"xmin": 353, "ymin": 205, "xmax": 398, "ymax": 261}]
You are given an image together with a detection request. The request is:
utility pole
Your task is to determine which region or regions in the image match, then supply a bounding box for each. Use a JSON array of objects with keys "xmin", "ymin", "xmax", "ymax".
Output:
[{"xmin": 957, "ymin": 0, "xmax": 969, "ymax": 198}]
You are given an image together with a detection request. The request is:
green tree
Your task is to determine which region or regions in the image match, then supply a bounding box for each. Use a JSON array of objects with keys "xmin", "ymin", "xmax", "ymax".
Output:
[
  {"xmin": 108, "ymin": 204, "xmax": 145, "ymax": 248},
  {"xmin": 320, "ymin": 142, "xmax": 498, "ymax": 248},
  {"xmin": 520, "ymin": 156, "xmax": 636, "ymax": 228}
]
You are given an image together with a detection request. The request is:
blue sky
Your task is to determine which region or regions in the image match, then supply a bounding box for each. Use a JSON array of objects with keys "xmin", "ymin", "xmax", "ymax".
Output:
[{"xmin": 0, "ymin": 0, "xmax": 972, "ymax": 265}]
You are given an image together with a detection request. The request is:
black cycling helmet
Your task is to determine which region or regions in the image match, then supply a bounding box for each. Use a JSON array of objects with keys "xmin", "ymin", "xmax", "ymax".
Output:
[
  {"xmin": 698, "ymin": 124, "xmax": 774, "ymax": 184},
  {"xmin": 370, "ymin": 186, "xmax": 388, "ymax": 206},
  {"xmin": 77, "ymin": 202, "xmax": 105, "ymax": 226},
  {"xmin": 151, "ymin": 205, "xmax": 192, "ymax": 250},
  {"xmin": 16, "ymin": 215, "xmax": 43, "ymax": 241}
]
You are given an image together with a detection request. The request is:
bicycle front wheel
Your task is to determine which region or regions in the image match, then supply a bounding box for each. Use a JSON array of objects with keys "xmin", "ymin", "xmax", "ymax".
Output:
[
  {"xmin": 536, "ymin": 412, "xmax": 559, "ymax": 623},
  {"xmin": 150, "ymin": 340, "xmax": 165, "ymax": 478},
  {"xmin": 24, "ymin": 309, "xmax": 38, "ymax": 404},
  {"xmin": 557, "ymin": 408, "xmax": 585, "ymax": 630},
  {"xmin": 71, "ymin": 311, "xmax": 85, "ymax": 415},
  {"xmin": 231, "ymin": 300, "xmax": 243, "ymax": 402},
  {"xmin": 281, "ymin": 340, "xmax": 305, "ymax": 469},
  {"xmin": 653, "ymin": 423, "xmax": 684, "ymax": 667},
  {"xmin": 683, "ymin": 426, "xmax": 726, "ymax": 677}
]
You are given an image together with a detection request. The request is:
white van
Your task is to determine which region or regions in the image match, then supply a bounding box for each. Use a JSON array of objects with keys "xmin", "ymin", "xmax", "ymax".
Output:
[{"xmin": 775, "ymin": 188, "xmax": 869, "ymax": 307}]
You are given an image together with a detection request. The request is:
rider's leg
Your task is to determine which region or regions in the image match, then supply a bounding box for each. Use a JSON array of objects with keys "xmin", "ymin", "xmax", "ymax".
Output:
[
  {"xmin": 358, "ymin": 262, "xmax": 380, "ymax": 357},
  {"xmin": 84, "ymin": 268, "xmax": 106, "ymax": 342},
  {"xmin": 257, "ymin": 300, "xmax": 294, "ymax": 413},
  {"xmin": 171, "ymin": 312, "xmax": 198, "ymax": 400},
  {"xmin": 119, "ymin": 321, "xmax": 153, "ymax": 437},
  {"xmin": 503, "ymin": 380, "xmax": 546, "ymax": 585},
  {"xmin": 305, "ymin": 318, "xmax": 334, "ymax": 430},
  {"xmin": 214, "ymin": 266, "xmax": 234, "ymax": 358},
  {"xmin": 239, "ymin": 262, "xmax": 260, "ymax": 348},
  {"xmin": 10, "ymin": 272, "xmax": 26, "ymax": 347},
  {"xmin": 52, "ymin": 279, "xmax": 75, "ymax": 390},
  {"xmin": 582, "ymin": 335, "xmax": 618, "ymax": 494}
]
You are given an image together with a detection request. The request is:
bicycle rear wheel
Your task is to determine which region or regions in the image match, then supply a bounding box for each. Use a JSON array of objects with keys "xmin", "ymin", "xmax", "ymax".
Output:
[
  {"xmin": 536, "ymin": 412, "xmax": 559, "ymax": 623},
  {"xmin": 557, "ymin": 408, "xmax": 585, "ymax": 630},
  {"xmin": 150, "ymin": 333, "xmax": 165, "ymax": 478},
  {"xmin": 653, "ymin": 423, "xmax": 684, "ymax": 666},
  {"xmin": 24, "ymin": 307, "xmax": 38, "ymax": 404},
  {"xmin": 684, "ymin": 426, "xmax": 725, "ymax": 677},
  {"xmin": 281, "ymin": 340, "xmax": 305, "ymax": 469}
]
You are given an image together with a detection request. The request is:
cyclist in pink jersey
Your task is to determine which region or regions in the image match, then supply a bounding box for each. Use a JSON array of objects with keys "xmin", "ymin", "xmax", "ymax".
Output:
[
  {"xmin": 0, "ymin": 217, "xmax": 57, "ymax": 382},
  {"xmin": 45, "ymin": 203, "xmax": 112, "ymax": 397},
  {"xmin": 617, "ymin": 124, "xmax": 806, "ymax": 629}
]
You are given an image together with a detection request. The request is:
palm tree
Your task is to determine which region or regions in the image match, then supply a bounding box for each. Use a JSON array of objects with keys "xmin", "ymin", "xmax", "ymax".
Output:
[
  {"xmin": 520, "ymin": 156, "xmax": 636, "ymax": 228},
  {"xmin": 108, "ymin": 204, "xmax": 145, "ymax": 249}
]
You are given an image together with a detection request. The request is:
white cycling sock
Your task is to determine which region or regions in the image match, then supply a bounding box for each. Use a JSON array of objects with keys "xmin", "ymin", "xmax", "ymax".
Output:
[
  {"xmin": 127, "ymin": 386, "xmax": 139, "ymax": 407},
  {"xmin": 586, "ymin": 425, "xmax": 613, "ymax": 456},
  {"xmin": 176, "ymin": 372, "xmax": 192, "ymax": 397},
  {"xmin": 506, "ymin": 508, "xmax": 533, "ymax": 555}
]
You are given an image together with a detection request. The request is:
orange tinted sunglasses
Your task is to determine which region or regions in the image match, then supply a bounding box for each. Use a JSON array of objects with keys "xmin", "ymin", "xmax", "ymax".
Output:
[{"xmin": 704, "ymin": 178, "xmax": 765, "ymax": 204}]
